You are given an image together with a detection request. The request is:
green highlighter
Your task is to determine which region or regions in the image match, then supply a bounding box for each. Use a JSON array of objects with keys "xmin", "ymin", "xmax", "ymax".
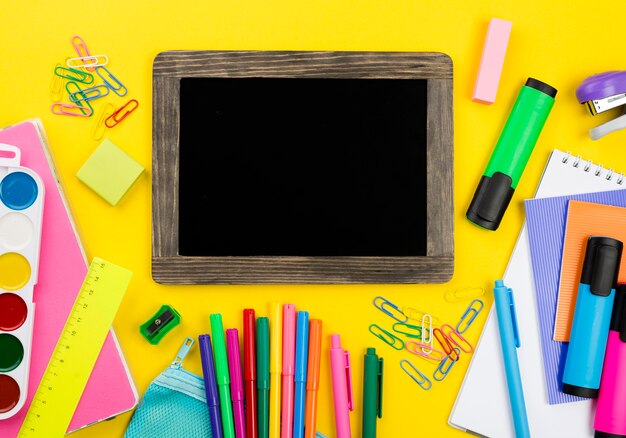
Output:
[
  {"xmin": 467, "ymin": 78, "xmax": 557, "ymax": 231},
  {"xmin": 362, "ymin": 347, "xmax": 383, "ymax": 438},
  {"xmin": 210, "ymin": 314, "xmax": 236, "ymax": 438},
  {"xmin": 257, "ymin": 317, "xmax": 270, "ymax": 438}
]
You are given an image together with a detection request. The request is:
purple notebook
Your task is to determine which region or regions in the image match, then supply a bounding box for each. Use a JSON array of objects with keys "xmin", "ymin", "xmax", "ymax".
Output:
[{"xmin": 525, "ymin": 188, "xmax": 626, "ymax": 404}]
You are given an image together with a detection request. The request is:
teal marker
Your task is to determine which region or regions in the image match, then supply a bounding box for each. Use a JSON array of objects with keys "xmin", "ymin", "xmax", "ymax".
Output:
[
  {"xmin": 467, "ymin": 78, "xmax": 557, "ymax": 231},
  {"xmin": 210, "ymin": 314, "xmax": 235, "ymax": 438},
  {"xmin": 257, "ymin": 317, "xmax": 270, "ymax": 438}
]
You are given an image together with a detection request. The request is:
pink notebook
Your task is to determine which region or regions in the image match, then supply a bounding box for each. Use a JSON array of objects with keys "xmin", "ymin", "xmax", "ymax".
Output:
[{"xmin": 0, "ymin": 120, "xmax": 137, "ymax": 436}]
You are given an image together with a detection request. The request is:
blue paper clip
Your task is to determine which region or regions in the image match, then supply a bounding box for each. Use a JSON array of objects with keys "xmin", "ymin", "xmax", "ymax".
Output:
[
  {"xmin": 96, "ymin": 66, "xmax": 128, "ymax": 96},
  {"xmin": 369, "ymin": 324, "xmax": 404, "ymax": 350},
  {"xmin": 399, "ymin": 359, "xmax": 432, "ymax": 390},
  {"xmin": 373, "ymin": 296, "xmax": 408, "ymax": 323},
  {"xmin": 455, "ymin": 299, "xmax": 484, "ymax": 334},
  {"xmin": 71, "ymin": 84, "xmax": 110, "ymax": 102},
  {"xmin": 433, "ymin": 347, "xmax": 461, "ymax": 381}
]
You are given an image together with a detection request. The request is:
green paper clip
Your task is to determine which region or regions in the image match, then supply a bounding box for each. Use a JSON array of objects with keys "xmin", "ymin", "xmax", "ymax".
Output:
[
  {"xmin": 369, "ymin": 324, "xmax": 404, "ymax": 350},
  {"xmin": 55, "ymin": 65, "xmax": 94, "ymax": 84},
  {"xmin": 139, "ymin": 304, "xmax": 181, "ymax": 345},
  {"xmin": 392, "ymin": 322, "xmax": 429, "ymax": 339}
]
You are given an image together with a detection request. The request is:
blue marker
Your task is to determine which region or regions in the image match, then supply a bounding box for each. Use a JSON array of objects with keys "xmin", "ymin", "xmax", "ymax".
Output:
[
  {"xmin": 199, "ymin": 334, "xmax": 224, "ymax": 438},
  {"xmin": 563, "ymin": 236, "xmax": 623, "ymax": 398},
  {"xmin": 293, "ymin": 311, "xmax": 310, "ymax": 438},
  {"xmin": 493, "ymin": 280, "xmax": 530, "ymax": 438}
]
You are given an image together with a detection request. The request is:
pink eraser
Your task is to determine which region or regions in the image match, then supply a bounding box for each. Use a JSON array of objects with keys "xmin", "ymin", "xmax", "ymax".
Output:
[{"xmin": 472, "ymin": 18, "xmax": 512, "ymax": 104}]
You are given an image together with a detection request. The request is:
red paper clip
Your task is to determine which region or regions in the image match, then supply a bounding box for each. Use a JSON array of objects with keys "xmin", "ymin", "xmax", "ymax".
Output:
[
  {"xmin": 433, "ymin": 327, "xmax": 459, "ymax": 361},
  {"xmin": 105, "ymin": 99, "xmax": 139, "ymax": 128}
]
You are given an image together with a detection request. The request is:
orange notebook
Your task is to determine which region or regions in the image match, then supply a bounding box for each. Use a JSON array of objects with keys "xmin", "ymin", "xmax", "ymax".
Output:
[{"xmin": 556, "ymin": 200, "xmax": 626, "ymax": 341}]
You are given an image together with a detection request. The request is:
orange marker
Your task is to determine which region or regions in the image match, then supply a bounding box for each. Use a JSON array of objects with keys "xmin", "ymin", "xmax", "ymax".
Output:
[{"xmin": 304, "ymin": 320, "xmax": 323, "ymax": 438}]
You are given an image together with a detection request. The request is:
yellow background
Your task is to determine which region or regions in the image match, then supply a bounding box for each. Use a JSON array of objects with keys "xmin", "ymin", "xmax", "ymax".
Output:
[{"xmin": 2, "ymin": 0, "xmax": 626, "ymax": 436}]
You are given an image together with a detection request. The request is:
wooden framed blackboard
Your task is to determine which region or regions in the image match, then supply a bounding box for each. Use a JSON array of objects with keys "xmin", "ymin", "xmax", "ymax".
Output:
[{"xmin": 152, "ymin": 51, "xmax": 453, "ymax": 284}]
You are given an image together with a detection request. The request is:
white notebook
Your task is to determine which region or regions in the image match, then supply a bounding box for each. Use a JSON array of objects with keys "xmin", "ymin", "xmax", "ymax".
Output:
[{"xmin": 449, "ymin": 149, "xmax": 625, "ymax": 437}]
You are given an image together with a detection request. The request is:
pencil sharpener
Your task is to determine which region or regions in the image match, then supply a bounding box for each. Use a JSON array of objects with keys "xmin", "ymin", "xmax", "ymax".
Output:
[{"xmin": 139, "ymin": 304, "xmax": 181, "ymax": 345}]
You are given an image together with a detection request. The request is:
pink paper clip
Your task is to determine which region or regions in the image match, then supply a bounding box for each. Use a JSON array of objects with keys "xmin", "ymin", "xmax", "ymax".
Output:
[
  {"xmin": 51, "ymin": 103, "xmax": 93, "ymax": 117},
  {"xmin": 440, "ymin": 324, "xmax": 474, "ymax": 354},
  {"xmin": 405, "ymin": 341, "xmax": 445, "ymax": 364},
  {"xmin": 71, "ymin": 35, "xmax": 96, "ymax": 71},
  {"xmin": 105, "ymin": 99, "xmax": 139, "ymax": 128}
]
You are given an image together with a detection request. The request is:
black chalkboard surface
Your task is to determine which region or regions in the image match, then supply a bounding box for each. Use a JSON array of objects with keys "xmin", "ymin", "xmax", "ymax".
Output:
[
  {"xmin": 178, "ymin": 77, "xmax": 428, "ymax": 257},
  {"xmin": 152, "ymin": 51, "xmax": 453, "ymax": 284}
]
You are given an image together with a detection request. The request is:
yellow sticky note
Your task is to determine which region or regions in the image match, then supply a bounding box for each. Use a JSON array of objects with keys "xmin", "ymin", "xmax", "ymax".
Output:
[{"xmin": 76, "ymin": 139, "xmax": 143, "ymax": 206}]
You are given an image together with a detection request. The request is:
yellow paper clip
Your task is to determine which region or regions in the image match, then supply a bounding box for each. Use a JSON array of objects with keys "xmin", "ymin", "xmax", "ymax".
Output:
[
  {"xmin": 67, "ymin": 55, "xmax": 109, "ymax": 69},
  {"xmin": 71, "ymin": 35, "xmax": 96, "ymax": 71},
  {"xmin": 50, "ymin": 63, "xmax": 65, "ymax": 102},
  {"xmin": 420, "ymin": 314, "xmax": 433, "ymax": 354},
  {"xmin": 444, "ymin": 286, "xmax": 485, "ymax": 303},
  {"xmin": 440, "ymin": 324, "xmax": 474, "ymax": 354},
  {"xmin": 403, "ymin": 307, "xmax": 440, "ymax": 325},
  {"xmin": 92, "ymin": 103, "xmax": 115, "ymax": 141},
  {"xmin": 455, "ymin": 299, "xmax": 485, "ymax": 334},
  {"xmin": 433, "ymin": 347, "xmax": 461, "ymax": 381},
  {"xmin": 405, "ymin": 341, "xmax": 445, "ymax": 364},
  {"xmin": 373, "ymin": 296, "xmax": 408, "ymax": 323},
  {"xmin": 96, "ymin": 66, "xmax": 128, "ymax": 96},
  {"xmin": 400, "ymin": 359, "xmax": 432, "ymax": 390},
  {"xmin": 51, "ymin": 103, "xmax": 92, "ymax": 117},
  {"xmin": 368, "ymin": 324, "xmax": 404, "ymax": 350}
]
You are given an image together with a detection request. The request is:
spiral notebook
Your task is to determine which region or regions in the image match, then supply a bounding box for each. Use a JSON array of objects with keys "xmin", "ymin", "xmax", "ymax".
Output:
[{"xmin": 450, "ymin": 149, "xmax": 625, "ymax": 437}]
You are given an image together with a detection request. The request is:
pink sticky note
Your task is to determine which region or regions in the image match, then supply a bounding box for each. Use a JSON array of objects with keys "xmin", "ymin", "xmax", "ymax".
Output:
[{"xmin": 472, "ymin": 18, "xmax": 512, "ymax": 104}]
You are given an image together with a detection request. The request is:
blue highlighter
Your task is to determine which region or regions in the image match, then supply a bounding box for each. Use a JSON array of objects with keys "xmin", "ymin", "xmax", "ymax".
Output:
[
  {"xmin": 563, "ymin": 236, "xmax": 623, "ymax": 398},
  {"xmin": 293, "ymin": 311, "xmax": 309, "ymax": 438}
]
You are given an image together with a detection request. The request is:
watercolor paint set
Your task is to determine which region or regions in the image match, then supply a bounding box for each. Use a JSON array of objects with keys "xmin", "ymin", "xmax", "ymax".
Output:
[{"xmin": 0, "ymin": 143, "xmax": 45, "ymax": 419}]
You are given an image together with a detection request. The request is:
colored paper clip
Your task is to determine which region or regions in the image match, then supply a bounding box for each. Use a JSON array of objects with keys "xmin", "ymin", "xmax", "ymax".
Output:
[
  {"xmin": 71, "ymin": 84, "xmax": 109, "ymax": 102},
  {"xmin": 455, "ymin": 299, "xmax": 485, "ymax": 334},
  {"xmin": 92, "ymin": 103, "xmax": 115, "ymax": 141},
  {"xmin": 433, "ymin": 327, "xmax": 459, "ymax": 361},
  {"xmin": 392, "ymin": 322, "xmax": 428, "ymax": 339},
  {"xmin": 444, "ymin": 286, "xmax": 485, "ymax": 302},
  {"xmin": 420, "ymin": 314, "xmax": 433, "ymax": 354},
  {"xmin": 405, "ymin": 341, "xmax": 446, "ymax": 364},
  {"xmin": 105, "ymin": 99, "xmax": 139, "ymax": 128},
  {"xmin": 50, "ymin": 63, "xmax": 65, "ymax": 102},
  {"xmin": 71, "ymin": 35, "xmax": 96, "ymax": 71},
  {"xmin": 368, "ymin": 324, "xmax": 404, "ymax": 350},
  {"xmin": 67, "ymin": 55, "xmax": 109, "ymax": 69},
  {"xmin": 51, "ymin": 103, "xmax": 93, "ymax": 117},
  {"xmin": 403, "ymin": 307, "xmax": 440, "ymax": 325},
  {"xmin": 399, "ymin": 359, "xmax": 432, "ymax": 390},
  {"xmin": 433, "ymin": 348, "xmax": 461, "ymax": 381},
  {"xmin": 96, "ymin": 66, "xmax": 128, "ymax": 96},
  {"xmin": 373, "ymin": 296, "xmax": 408, "ymax": 323},
  {"xmin": 54, "ymin": 65, "xmax": 94, "ymax": 84},
  {"xmin": 440, "ymin": 324, "xmax": 474, "ymax": 354}
]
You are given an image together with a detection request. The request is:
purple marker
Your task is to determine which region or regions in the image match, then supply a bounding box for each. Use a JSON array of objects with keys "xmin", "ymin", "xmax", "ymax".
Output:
[
  {"xmin": 226, "ymin": 329, "xmax": 246, "ymax": 438},
  {"xmin": 199, "ymin": 334, "xmax": 224, "ymax": 438}
]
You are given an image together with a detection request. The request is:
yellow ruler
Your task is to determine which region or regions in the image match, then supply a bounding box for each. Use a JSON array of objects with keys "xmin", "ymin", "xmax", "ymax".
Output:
[{"xmin": 18, "ymin": 257, "xmax": 132, "ymax": 438}]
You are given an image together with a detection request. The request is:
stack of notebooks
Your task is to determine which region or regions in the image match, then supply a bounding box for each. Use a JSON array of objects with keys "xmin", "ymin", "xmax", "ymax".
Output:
[{"xmin": 450, "ymin": 149, "xmax": 626, "ymax": 437}]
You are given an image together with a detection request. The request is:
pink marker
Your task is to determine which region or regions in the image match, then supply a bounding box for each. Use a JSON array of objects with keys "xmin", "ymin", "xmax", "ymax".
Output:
[
  {"xmin": 330, "ymin": 334, "xmax": 353, "ymax": 438},
  {"xmin": 226, "ymin": 328, "xmax": 247, "ymax": 438},
  {"xmin": 472, "ymin": 18, "xmax": 512, "ymax": 104},
  {"xmin": 281, "ymin": 304, "xmax": 297, "ymax": 438}
]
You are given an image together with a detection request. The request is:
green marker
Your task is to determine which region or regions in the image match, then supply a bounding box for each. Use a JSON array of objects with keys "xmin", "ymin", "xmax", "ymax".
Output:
[
  {"xmin": 467, "ymin": 78, "xmax": 557, "ymax": 231},
  {"xmin": 257, "ymin": 317, "xmax": 270, "ymax": 438},
  {"xmin": 362, "ymin": 348, "xmax": 383, "ymax": 438},
  {"xmin": 210, "ymin": 314, "xmax": 235, "ymax": 438}
]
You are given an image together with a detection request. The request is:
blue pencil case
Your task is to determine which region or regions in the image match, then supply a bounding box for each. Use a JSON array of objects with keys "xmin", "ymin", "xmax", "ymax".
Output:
[{"xmin": 125, "ymin": 337, "xmax": 212, "ymax": 438}]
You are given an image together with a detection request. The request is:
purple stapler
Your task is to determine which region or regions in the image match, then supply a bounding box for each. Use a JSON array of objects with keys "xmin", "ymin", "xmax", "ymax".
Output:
[{"xmin": 576, "ymin": 71, "xmax": 626, "ymax": 140}]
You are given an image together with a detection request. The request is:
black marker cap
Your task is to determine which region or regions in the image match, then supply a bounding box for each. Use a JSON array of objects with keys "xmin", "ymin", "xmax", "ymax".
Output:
[
  {"xmin": 525, "ymin": 77, "xmax": 558, "ymax": 99},
  {"xmin": 580, "ymin": 237, "xmax": 623, "ymax": 296},
  {"xmin": 563, "ymin": 383, "xmax": 599, "ymax": 399},
  {"xmin": 611, "ymin": 285, "xmax": 626, "ymax": 342},
  {"xmin": 466, "ymin": 172, "xmax": 514, "ymax": 231},
  {"xmin": 595, "ymin": 431, "xmax": 626, "ymax": 438}
]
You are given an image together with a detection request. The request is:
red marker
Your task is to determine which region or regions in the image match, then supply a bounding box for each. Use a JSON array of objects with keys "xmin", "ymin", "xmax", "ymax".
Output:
[{"xmin": 244, "ymin": 309, "xmax": 258, "ymax": 438}]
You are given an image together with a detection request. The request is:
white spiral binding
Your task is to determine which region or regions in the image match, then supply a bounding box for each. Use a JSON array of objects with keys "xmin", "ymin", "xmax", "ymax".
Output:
[{"xmin": 561, "ymin": 151, "xmax": 624, "ymax": 185}]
